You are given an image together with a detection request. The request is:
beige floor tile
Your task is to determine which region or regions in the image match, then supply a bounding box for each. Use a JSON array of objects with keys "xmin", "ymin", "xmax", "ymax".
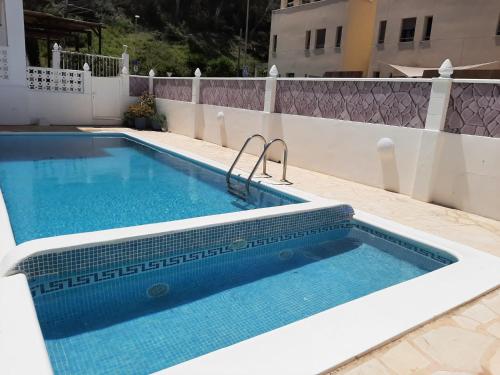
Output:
[
  {"xmin": 483, "ymin": 293, "xmax": 500, "ymax": 315},
  {"xmin": 486, "ymin": 322, "xmax": 500, "ymax": 339},
  {"xmin": 341, "ymin": 359, "xmax": 392, "ymax": 375},
  {"xmin": 413, "ymin": 326, "xmax": 495, "ymax": 373},
  {"xmin": 460, "ymin": 304, "xmax": 497, "ymax": 324},
  {"xmin": 380, "ymin": 341, "xmax": 431, "ymax": 374},
  {"xmin": 488, "ymin": 348, "xmax": 500, "ymax": 375},
  {"xmin": 451, "ymin": 316, "xmax": 480, "ymax": 331}
]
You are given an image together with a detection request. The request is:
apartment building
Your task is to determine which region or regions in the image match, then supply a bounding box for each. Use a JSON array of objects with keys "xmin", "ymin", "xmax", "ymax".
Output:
[
  {"xmin": 269, "ymin": 0, "xmax": 376, "ymax": 77},
  {"xmin": 269, "ymin": 0, "xmax": 500, "ymax": 77}
]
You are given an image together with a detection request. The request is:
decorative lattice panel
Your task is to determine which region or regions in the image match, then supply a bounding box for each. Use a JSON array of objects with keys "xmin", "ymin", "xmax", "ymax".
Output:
[
  {"xmin": 444, "ymin": 82, "xmax": 500, "ymax": 138},
  {"xmin": 26, "ymin": 67, "xmax": 84, "ymax": 93},
  {"xmin": 200, "ymin": 79, "xmax": 266, "ymax": 111},
  {"xmin": 154, "ymin": 78, "xmax": 192, "ymax": 102},
  {"xmin": 0, "ymin": 47, "xmax": 8, "ymax": 80},
  {"xmin": 129, "ymin": 76, "xmax": 149, "ymax": 97},
  {"xmin": 275, "ymin": 80, "xmax": 432, "ymax": 128}
]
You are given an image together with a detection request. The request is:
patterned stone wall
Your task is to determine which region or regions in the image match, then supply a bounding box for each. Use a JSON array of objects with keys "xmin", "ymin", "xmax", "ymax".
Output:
[
  {"xmin": 200, "ymin": 79, "xmax": 266, "ymax": 111},
  {"xmin": 275, "ymin": 80, "xmax": 432, "ymax": 128},
  {"xmin": 444, "ymin": 83, "xmax": 500, "ymax": 138},
  {"xmin": 0, "ymin": 47, "xmax": 8, "ymax": 80},
  {"xmin": 154, "ymin": 78, "xmax": 192, "ymax": 102},
  {"xmin": 129, "ymin": 76, "xmax": 149, "ymax": 97}
]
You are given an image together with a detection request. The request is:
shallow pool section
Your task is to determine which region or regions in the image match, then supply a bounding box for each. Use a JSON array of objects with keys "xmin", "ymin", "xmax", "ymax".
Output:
[
  {"xmin": 31, "ymin": 221, "xmax": 455, "ymax": 375},
  {"xmin": 0, "ymin": 134, "xmax": 300, "ymax": 244}
]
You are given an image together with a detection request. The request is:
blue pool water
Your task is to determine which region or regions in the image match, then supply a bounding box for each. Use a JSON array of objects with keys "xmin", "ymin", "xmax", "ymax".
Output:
[
  {"xmin": 32, "ymin": 224, "xmax": 452, "ymax": 375},
  {"xmin": 0, "ymin": 134, "xmax": 300, "ymax": 244}
]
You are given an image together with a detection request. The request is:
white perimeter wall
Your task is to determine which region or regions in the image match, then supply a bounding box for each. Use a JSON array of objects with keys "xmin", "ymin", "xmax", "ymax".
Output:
[{"xmin": 156, "ymin": 98, "xmax": 500, "ymax": 221}]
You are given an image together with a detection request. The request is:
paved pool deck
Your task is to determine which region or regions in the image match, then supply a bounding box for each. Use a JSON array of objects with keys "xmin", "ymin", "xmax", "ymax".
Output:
[{"xmin": 2, "ymin": 126, "xmax": 500, "ymax": 374}]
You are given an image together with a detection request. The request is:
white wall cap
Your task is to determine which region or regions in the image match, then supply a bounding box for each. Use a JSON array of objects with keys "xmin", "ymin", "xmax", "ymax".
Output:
[
  {"xmin": 194, "ymin": 68, "xmax": 202, "ymax": 78},
  {"xmin": 269, "ymin": 65, "xmax": 279, "ymax": 78},
  {"xmin": 438, "ymin": 59, "xmax": 453, "ymax": 78},
  {"xmin": 83, "ymin": 63, "xmax": 90, "ymax": 71},
  {"xmin": 149, "ymin": 69, "xmax": 155, "ymax": 77}
]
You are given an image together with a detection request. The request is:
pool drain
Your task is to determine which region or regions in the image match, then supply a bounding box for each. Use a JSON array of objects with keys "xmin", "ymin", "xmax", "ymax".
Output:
[
  {"xmin": 279, "ymin": 250, "xmax": 294, "ymax": 260},
  {"xmin": 230, "ymin": 238, "xmax": 248, "ymax": 251},
  {"xmin": 147, "ymin": 283, "xmax": 170, "ymax": 298}
]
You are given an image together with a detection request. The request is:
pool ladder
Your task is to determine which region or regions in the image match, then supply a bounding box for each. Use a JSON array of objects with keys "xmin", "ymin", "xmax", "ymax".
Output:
[{"xmin": 226, "ymin": 134, "xmax": 289, "ymax": 199}]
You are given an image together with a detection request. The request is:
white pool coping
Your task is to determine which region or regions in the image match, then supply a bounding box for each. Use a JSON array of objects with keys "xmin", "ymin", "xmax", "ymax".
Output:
[
  {"xmin": 0, "ymin": 273, "xmax": 53, "ymax": 375},
  {"xmin": 0, "ymin": 131, "xmax": 498, "ymax": 375}
]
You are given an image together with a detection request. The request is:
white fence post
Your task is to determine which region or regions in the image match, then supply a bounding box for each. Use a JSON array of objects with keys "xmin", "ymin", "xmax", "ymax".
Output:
[
  {"xmin": 411, "ymin": 59, "xmax": 454, "ymax": 202},
  {"xmin": 192, "ymin": 68, "xmax": 201, "ymax": 104},
  {"xmin": 148, "ymin": 69, "xmax": 155, "ymax": 95},
  {"xmin": 121, "ymin": 45, "xmax": 129, "ymax": 74},
  {"xmin": 264, "ymin": 65, "xmax": 278, "ymax": 113},
  {"xmin": 424, "ymin": 59, "xmax": 453, "ymax": 131},
  {"xmin": 83, "ymin": 62, "xmax": 91, "ymax": 95},
  {"xmin": 121, "ymin": 65, "xmax": 130, "ymax": 113},
  {"xmin": 52, "ymin": 43, "xmax": 61, "ymax": 69}
]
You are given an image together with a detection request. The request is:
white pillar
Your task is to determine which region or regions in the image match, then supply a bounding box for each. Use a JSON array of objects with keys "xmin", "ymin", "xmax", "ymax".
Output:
[
  {"xmin": 52, "ymin": 43, "xmax": 61, "ymax": 69},
  {"xmin": 83, "ymin": 63, "xmax": 91, "ymax": 95},
  {"xmin": 263, "ymin": 65, "xmax": 278, "ymax": 113},
  {"xmin": 121, "ymin": 45, "xmax": 129, "ymax": 74},
  {"xmin": 121, "ymin": 66, "xmax": 130, "ymax": 113},
  {"xmin": 148, "ymin": 69, "xmax": 155, "ymax": 95},
  {"xmin": 192, "ymin": 68, "xmax": 201, "ymax": 104},
  {"xmin": 424, "ymin": 59, "xmax": 453, "ymax": 131},
  {"xmin": 411, "ymin": 59, "xmax": 454, "ymax": 202}
]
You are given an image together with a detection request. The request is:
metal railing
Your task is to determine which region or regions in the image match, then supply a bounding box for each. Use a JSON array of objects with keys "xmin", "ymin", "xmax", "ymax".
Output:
[
  {"xmin": 226, "ymin": 135, "xmax": 289, "ymax": 198},
  {"xmin": 60, "ymin": 51, "xmax": 123, "ymax": 77}
]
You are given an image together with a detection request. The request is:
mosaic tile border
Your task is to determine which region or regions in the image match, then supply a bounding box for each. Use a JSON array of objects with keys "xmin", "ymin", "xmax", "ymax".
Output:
[
  {"xmin": 352, "ymin": 222, "xmax": 457, "ymax": 265},
  {"xmin": 28, "ymin": 218, "xmax": 457, "ymax": 298},
  {"xmin": 29, "ymin": 223, "xmax": 347, "ymax": 298},
  {"xmin": 16, "ymin": 206, "xmax": 355, "ymax": 280}
]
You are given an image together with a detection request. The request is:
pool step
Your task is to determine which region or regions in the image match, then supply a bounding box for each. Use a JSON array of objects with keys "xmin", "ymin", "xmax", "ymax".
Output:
[{"xmin": 227, "ymin": 184, "xmax": 248, "ymax": 200}]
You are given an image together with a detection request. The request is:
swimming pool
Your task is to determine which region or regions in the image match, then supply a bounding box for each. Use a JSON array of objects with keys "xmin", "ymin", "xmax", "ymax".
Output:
[
  {"xmin": 0, "ymin": 132, "xmax": 498, "ymax": 375},
  {"xmin": 31, "ymin": 219, "xmax": 455, "ymax": 375},
  {"xmin": 0, "ymin": 133, "xmax": 300, "ymax": 244}
]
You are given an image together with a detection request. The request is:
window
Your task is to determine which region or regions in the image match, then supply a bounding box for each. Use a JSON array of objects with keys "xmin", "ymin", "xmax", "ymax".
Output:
[
  {"xmin": 497, "ymin": 15, "xmax": 500, "ymax": 35},
  {"xmin": 335, "ymin": 26, "xmax": 343, "ymax": 48},
  {"xmin": 315, "ymin": 28, "xmax": 326, "ymax": 49},
  {"xmin": 287, "ymin": 1, "xmax": 294, "ymax": 7},
  {"xmin": 422, "ymin": 16, "xmax": 433, "ymax": 41},
  {"xmin": 272, "ymin": 34, "xmax": 277, "ymax": 53},
  {"xmin": 373, "ymin": 71, "xmax": 380, "ymax": 78},
  {"xmin": 400, "ymin": 17, "xmax": 416, "ymax": 42},
  {"xmin": 286, "ymin": 72, "xmax": 295, "ymax": 77},
  {"xmin": 305, "ymin": 30, "xmax": 311, "ymax": 49},
  {"xmin": 378, "ymin": 20, "xmax": 387, "ymax": 44}
]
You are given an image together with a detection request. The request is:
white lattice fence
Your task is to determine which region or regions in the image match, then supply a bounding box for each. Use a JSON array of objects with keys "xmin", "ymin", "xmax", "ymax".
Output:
[
  {"xmin": 26, "ymin": 67, "xmax": 84, "ymax": 93},
  {"xmin": 0, "ymin": 47, "xmax": 8, "ymax": 80}
]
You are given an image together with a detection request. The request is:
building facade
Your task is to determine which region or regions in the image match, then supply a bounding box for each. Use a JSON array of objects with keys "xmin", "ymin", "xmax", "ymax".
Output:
[
  {"xmin": 269, "ymin": 0, "xmax": 500, "ymax": 77},
  {"xmin": 269, "ymin": 0, "xmax": 376, "ymax": 77}
]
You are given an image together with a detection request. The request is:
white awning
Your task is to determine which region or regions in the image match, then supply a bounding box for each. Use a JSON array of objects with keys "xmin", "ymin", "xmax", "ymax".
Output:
[{"xmin": 384, "ymin": 61, "xmax": 500, "ymax": 78}]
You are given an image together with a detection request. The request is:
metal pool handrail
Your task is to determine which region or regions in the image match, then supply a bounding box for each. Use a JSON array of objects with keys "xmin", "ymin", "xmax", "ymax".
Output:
[
  {"xmin": 226, "ymin": 134, "xmax": 269, "ymax": 189},
  {"xmin": 245, "ymin": 138, "xmax": 288, "ymax": 195}
]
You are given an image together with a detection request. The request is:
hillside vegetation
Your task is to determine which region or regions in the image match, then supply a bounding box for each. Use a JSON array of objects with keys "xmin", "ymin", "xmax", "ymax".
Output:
[{"xmin": 23, "ymin": 0, "xmax": 278, "ymax": 76}]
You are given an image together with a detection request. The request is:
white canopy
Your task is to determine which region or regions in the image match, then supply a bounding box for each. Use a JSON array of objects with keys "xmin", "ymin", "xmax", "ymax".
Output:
[{"xmin": 384, "ymin": 61, "xmax": 500, "ymax": 77}]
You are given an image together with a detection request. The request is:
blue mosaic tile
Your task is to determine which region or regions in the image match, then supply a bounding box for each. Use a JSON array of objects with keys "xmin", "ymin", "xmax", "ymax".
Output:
[{"xmin": 16, "ymin": 205, "xmax": 355, "ymax": 280}]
